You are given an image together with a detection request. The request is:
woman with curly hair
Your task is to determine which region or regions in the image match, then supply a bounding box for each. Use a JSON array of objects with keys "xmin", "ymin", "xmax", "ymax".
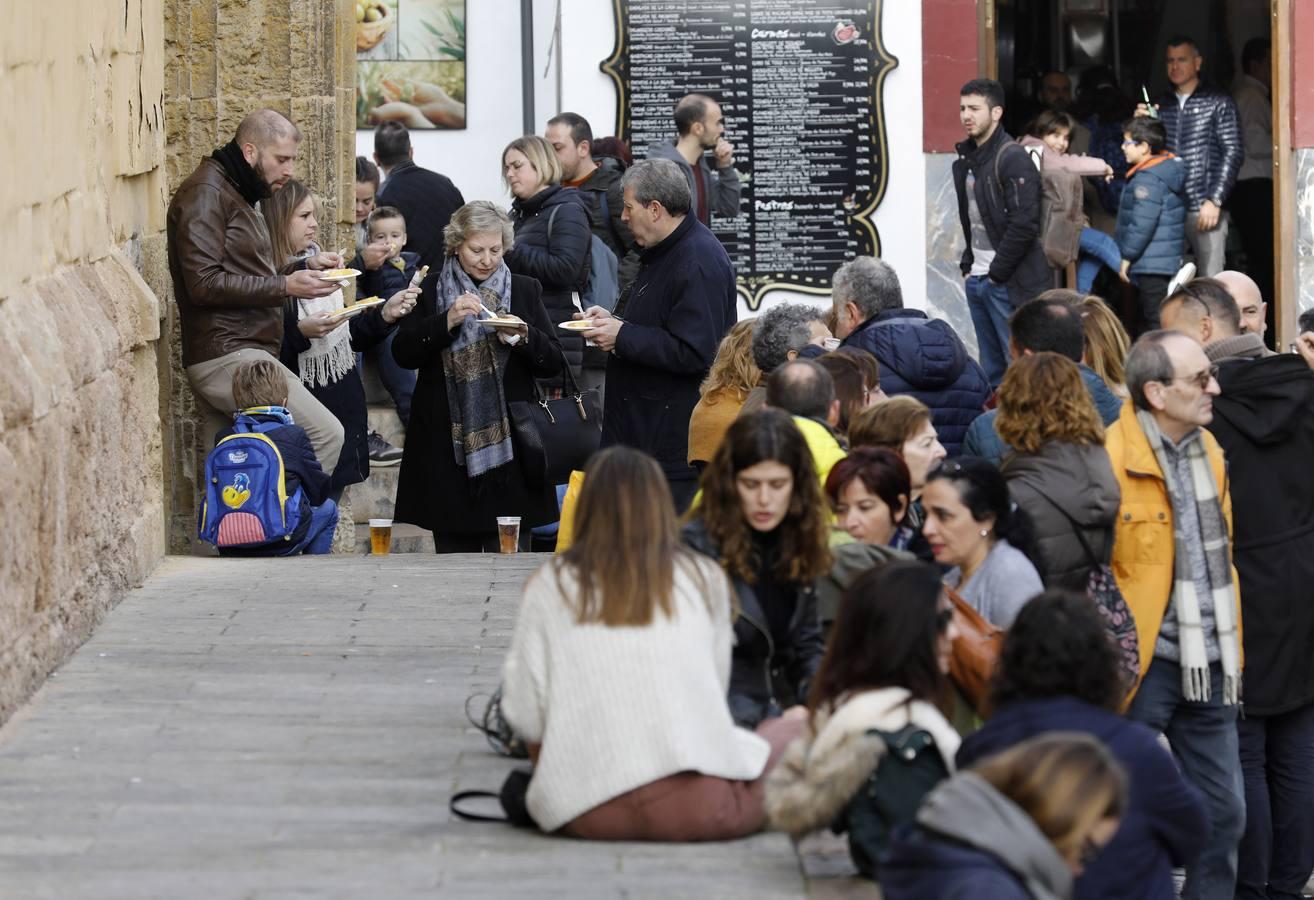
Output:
[
  {"xmin": 956, "ymin": 591, "xmax": 1206, "ymax": 900},
  {"xmin": 683, "ymin": 409, "xmax": 832, "ymax": 727},
  {"xmin": 996, "ymin": 353, "xmax": 1120, "ymax": 592},
  {"xmin": 688, "ymin": 319, "xmax": 762, "ymax": 467}
]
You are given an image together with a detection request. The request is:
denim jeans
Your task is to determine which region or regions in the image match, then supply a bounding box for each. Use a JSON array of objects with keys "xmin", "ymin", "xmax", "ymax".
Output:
[
  {"xmin": 357, "ymin": 330, "xmax": 416, "ymax": 428},
  {"xmin": 283, "ymin": 499, "xmax": 338, "ymax": 555},
  {"xmin": 1236, "ymin": 701, "xmax": 1314, "ymax": 899},
  {"xmin": 1127, "ymin": 658, "xmax": 1246, "ymax": 900},
  {"xmin": 964, "ymin": 275, "xmax": 1013, "ymax": 387},
  {"xmin": 1076, "ymin": 227, "xmax": 1122, "ymax": 293}
]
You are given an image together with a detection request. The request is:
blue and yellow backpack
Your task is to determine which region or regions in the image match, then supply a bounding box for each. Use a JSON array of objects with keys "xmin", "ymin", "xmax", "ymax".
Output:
[{"xmin": 198, "ymin": 407, "xmax": 306, "ymax": 549}]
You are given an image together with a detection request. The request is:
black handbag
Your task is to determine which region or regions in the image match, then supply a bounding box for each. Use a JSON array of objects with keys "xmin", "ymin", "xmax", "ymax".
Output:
[
  {"xmin": 450, "ymin": 768, "xmax": 537, "ymax": 829},
  {"xmin": 508, "ymin": 363, "xmax": 602, "ymax": 488}
]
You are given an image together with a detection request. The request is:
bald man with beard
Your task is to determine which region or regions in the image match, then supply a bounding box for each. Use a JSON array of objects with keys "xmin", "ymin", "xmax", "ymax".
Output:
[{"xmin": 168, "ymin": 109, "xmax": 346, "ymax": 473}]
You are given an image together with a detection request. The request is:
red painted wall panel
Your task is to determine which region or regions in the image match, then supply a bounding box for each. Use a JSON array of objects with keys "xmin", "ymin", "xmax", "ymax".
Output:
[
  {"xmin": 1292, "ymin": 2, "xmax": 1314, "ymax": 148},
  {"xmin": 922, "ymin": 0, "xmax": 980, "ymax": 152}
]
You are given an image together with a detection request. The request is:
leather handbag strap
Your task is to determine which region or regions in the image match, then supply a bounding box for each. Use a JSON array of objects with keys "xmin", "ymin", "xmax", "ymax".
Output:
[
  {"xmin": 1029, "ymin": 489, "xmax": 1102, "ymax": 568},
  {"xmin": 449, "ymin": 791, "xmax": 510, "ymax": 823}
]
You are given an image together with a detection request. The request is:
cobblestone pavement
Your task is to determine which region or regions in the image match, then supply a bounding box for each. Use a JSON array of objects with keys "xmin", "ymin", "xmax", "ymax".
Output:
[{"xmin": 0, "ymin": 555, "xmax": 840, "ymax": 899}]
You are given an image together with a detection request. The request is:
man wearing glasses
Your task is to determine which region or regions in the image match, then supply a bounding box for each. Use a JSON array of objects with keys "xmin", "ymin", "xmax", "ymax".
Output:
[
  {"xmin": 1106, "ymin": 329, "xmax": 1245, "ymax": 900},
  {"xmin": 1162, "ymin": 278, "xmax": 1314, "ymax": 900}
]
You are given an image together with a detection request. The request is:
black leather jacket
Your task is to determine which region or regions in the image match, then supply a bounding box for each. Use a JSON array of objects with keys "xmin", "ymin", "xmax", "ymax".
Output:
[
  {"xmin": 683, "ymin": 519, "xmax": 824, "ymax": 727},
  {"xmin": 1157, "ymin": 83, "xmax": 1244, "ymax": 210}
]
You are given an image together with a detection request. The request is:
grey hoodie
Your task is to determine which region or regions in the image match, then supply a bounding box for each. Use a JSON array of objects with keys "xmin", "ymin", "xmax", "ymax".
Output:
[
  {"xmin": 916, "ymin": 772, "xmax": 1074, "ymax": 900},
  {"xmin": 644, "ymin": 140, "xmax": 742, "ymax": 223}
]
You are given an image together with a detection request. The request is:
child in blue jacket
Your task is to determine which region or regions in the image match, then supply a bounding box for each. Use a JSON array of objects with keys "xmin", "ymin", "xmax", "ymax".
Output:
[
  {"xmin": 355, "ymin": 205, "xmax": 420, "ymax": 433},
  {"xmin": 213, "ymin": 360, "xmax": 338, "ymax": 556},
  {"xmin": 1115, "ymin": 117, "xmax": 1187, "ymax": 332}
]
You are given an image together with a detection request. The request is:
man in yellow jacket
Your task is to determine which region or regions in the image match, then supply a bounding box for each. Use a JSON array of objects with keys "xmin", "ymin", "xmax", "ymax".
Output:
[{"xmin": 1107, "ymin": 329, "xmax": 1244, "ymax": 900}]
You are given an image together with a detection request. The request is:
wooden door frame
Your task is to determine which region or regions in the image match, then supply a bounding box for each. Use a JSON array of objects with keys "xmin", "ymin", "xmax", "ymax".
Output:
[{"xmin": 981, "ymin": 0, "xmax": 998, "ymax": 78}]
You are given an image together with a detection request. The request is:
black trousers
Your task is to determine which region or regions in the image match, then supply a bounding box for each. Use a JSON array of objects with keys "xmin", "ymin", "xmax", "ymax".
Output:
[
  {"xmin": 1236, "ymin": 700, "xmax": 1314, "ymax": 899},
  {"xmin": 1136, "ymin": 274, "xmax": 1171, "ymax": 336},
  {"xmin": 1228, "ymin": 178, "xmax": 1276, "ymax": 345}
]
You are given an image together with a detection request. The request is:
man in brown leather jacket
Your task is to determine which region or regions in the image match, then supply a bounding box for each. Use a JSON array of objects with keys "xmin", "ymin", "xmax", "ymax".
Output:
[{"xmin": 167, "ymin": 109, "xmax": 346, "ymax": 472}]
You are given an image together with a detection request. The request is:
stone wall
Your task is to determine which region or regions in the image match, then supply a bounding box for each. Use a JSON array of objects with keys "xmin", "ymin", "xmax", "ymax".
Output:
[
  {"xmin": 0, "ymin": 0, "xmax": 168, "ymax": 722},
  {"xmin": 151, "ymin": 0, "xmax": 357, "ymax": 551}
]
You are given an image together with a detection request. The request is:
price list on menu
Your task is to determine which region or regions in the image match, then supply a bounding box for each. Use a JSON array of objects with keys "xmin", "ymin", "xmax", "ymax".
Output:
[{"xmin": 602, "ymin": 1, "xmax": 897, "ymax": 307}]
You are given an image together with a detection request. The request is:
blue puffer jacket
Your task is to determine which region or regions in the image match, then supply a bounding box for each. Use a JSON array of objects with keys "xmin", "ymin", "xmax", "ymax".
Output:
[
  {"xmin": 1115, "ymin": 155, "xmax": 1187, "ymax": 277},
  {"xmin": 1157, "ymin": 82, "xmax": 1244, "ymax": 210},
  {"xmin": 841, "ymin": 309, "xmax": 990, "ymax": 455}
]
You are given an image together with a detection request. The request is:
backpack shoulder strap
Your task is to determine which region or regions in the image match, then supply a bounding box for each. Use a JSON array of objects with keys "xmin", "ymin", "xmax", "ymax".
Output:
[
  {"xmin": 1028, "ymin": 488, "xmax": 1101, "ymax": 567},
  {"xmin": 546, "ymin": 204, "xmax": 560, "ymax": 243}
]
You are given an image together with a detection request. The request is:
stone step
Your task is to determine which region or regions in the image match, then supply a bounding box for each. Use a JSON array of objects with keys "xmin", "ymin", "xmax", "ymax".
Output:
[
  {"xmin": 348, "ymin": 462, "xmax": 400, "ymax": 524},
  {"xmin": 354, "ymin": 522, "xmax": 434, "ymax": 554}
]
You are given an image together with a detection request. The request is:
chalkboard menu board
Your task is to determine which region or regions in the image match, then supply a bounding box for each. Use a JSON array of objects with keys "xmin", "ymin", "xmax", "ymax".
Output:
[{"xmin": 601, "ymin": 1, "xmax": 898, "ymax": 309}]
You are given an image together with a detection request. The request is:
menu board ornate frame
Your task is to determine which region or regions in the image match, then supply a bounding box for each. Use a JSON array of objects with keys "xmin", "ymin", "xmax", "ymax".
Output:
[{"xmin": 601, "ymin": 1, "xmax": 898, "ymax": 309}]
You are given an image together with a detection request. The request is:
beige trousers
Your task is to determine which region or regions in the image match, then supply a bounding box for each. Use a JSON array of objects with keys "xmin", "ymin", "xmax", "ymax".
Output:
[{"xmin": 186, "ymin": 348, "xmax": 345, "ymax": 474}]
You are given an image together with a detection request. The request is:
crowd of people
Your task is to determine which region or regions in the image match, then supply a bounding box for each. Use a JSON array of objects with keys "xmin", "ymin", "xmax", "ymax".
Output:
[{"xmin": 163, "ymin": 28, "xmax": 1314, "ymax": 899}]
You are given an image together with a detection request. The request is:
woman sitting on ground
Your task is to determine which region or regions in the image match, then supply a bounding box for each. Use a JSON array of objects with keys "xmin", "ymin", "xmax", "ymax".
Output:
[
  {"xmin": 957, "ymin": 590, "xmax": 1206, "ymax": 900},
  {"xmin": 684, "ymin": 409, "xmax": 832, "ymax": 727},
  {"xmin": 766, "ymin": 561, "xmax": 962, "ymax": 878},
  {"xmin": 881, "ymin": 732, "xmax": 1127, "ymax": 899},
  {"xmin": 816, "ymin": 447, "xmax": 915, "ymax": 627},
  {"xmin": 995, "ymin": 354, "xmax": 1120, "ymax": 592},
  {"xmin": 849, "ymin": 396, "xmax": 946, "ymax": 561},
  {"xmin": 922, "ymin": 458, "xmax": 1044, "ymax": 628},
  {"xmin": 688, "ymin": 319, "xmax": 762, "ymax": 469},
  {"xmin": 500, "ymin": 447, "xmax": 803, "ymax": 840}
]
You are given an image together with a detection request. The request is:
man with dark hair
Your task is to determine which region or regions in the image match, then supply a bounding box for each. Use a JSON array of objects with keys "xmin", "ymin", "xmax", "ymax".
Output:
[
  {"xmin": 1230, "ymin": 38, "xmax": 1274, "ymax": 336},
  {"xmin": 953, "ymin": 77, "xmax": 1053, "ymax": 388},
  {"xmin": 373, "ymin": 121, "xmax": 465, "ymax": 299},
  {"xmin": 645, "ymin": 93, "xmax": 742, "ymax": 226},
  {"xmin": 1109, "ymin": 329, "xmax": 1245, "ymax": 900},
  {"xmin": 1036, "ymin": 70, "xmax": 1090, "ymax": 154},
  {"xmin": 765, "ymin": 360, "xmax": 845, "ymax": 487},
  {"xmin": 579, "ymin": 158, "xmax": 736, "ymax": 509},
  {"xmin": 1136, "ymin": 35, "xmax": 1243, "ymax": 278},
  {"xmin": 833, "ymin": 255, "xmax": 989, "ymax": 455},
  {"xmin": 167, "ymin": 108, "xmax": 345, "ymax": 473},
  {"xmin": 963, "ymin": 298, "xmax": 1123, "ymax": 462},
  {"xmin": 545, "ymin": 111, "xmax": 638, "ymax": 288},
  {"xmin": 1161, "ymin": 277, "xmax": 1314, "ymax": 900}
]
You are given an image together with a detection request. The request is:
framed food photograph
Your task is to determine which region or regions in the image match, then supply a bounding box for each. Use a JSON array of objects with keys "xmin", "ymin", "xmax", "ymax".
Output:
[{"xmin": 356, "ymin": 0, "xmax": 466, "ymax": 130}]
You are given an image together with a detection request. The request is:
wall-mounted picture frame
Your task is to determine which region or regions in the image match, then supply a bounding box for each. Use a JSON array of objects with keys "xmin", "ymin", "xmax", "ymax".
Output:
[{"xmin": 356, "ymin": 0, "xmax": 466, "ymax": 130}]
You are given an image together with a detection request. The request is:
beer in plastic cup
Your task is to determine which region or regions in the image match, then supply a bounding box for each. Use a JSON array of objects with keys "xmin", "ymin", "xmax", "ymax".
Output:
[
  {"xmin": 497, "ymin": 516, "xmax": 521, "ymax": 554},
  {"xmin": 369, "ymin": 518, "xmax": 393, "ymax": 555}
]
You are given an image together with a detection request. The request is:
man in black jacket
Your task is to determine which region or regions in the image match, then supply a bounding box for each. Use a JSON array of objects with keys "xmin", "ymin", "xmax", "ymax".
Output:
[
  {"xmin": 373, "ymin": 121, "xmax": 465, "ymax": 300},
  {"xmin": 952, "ymin": 78, "xmax": 1052, "ymax": 388},
  {"xmin": 580, "ymin": 158, "xmax": 737, "ymax": 509},
  {"xmin": 1137, "ymin": 36, "xmax": 1243, "ymax": 277},
  {"xmin": 545, "ymin": 112, "xmax": 639, "ymax": 291},
  {"xmin": 1162, "ymin": 281, "xmax": 1314, "ymax": 900}
]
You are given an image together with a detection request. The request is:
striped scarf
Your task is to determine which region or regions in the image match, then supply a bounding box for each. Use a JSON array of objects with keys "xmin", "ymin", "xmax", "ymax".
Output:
[
  {"xmin": 1137, "ymin": 410, "xmax": 1242, "ymax": 705},
  {"xmin": 438, "ymin": 255, "xmax": 514, "ymax": 479}
]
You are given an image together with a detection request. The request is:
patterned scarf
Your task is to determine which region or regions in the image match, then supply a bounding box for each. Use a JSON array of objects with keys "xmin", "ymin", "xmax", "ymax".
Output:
[
  {"xmin": 437, "ymin": 254, "xmax": 514, "ymax": 479},
  {"xmin": 1137, "ymin": 410, "xmax": 1242, "ymax": 705},
  {"xmin": 291, "ymin": 244, "xmax": 355, "ymax": 389}
]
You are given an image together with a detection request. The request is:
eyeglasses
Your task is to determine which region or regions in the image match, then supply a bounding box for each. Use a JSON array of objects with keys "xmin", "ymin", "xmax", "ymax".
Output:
[
  {"xmin": 1163, "ymin": 364, "xmax": 1219, "ymax": 390},
  {"xmin": 1121, "ymin": 139, "xmax": 1141, "ymax": 147}
]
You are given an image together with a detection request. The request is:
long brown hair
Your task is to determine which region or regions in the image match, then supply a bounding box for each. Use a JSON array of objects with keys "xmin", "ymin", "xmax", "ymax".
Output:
[
  {"xmin": 688, "ymin": 409, "xmax": 832, "ymax": 584},
  {"xmin": 849, "ymin": 395, "xmax": 931, "ymax": 451},
  {"xmin": 700, "ymin": 319, "xmax": 761, "ymax": 403},
  {"xmin": 558, "ymin": 447, "xmax": 709, "ymax": 625},
  {"xmin": 995, "ymin": 353, "xmax": 1104, "ymax": 454},
  {"xmin": 260, "ymin": 178, "xmax": 314, "ymax": 266},
  {"xmin": 972, "ymin": 732, "xmax": 1128, "ymax": 862}
]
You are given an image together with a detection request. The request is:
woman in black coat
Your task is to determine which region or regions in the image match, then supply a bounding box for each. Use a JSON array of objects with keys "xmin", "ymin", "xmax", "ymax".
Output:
[
  {"xmin": 501, "ymin": 135, "xmax": 594, "ymax": 388},
  {"xmin": 391, "ymin": 200, "xmax": 566, "ymax": 552}
]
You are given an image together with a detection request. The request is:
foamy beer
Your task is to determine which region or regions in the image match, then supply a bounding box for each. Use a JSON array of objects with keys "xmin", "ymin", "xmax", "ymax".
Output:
[
  {"xmin": 369, "ymin": 518, "xmax": 393, "ymax": 555},
  {"xmin": 496, "ymin": 516, "xmax": 521, "ymax": 554}
]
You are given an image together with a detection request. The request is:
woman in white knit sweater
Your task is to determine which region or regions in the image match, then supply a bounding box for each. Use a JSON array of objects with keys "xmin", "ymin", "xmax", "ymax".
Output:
[{"xmin": 501, "ymin": 447, "xmax": 805, "ymax": 840}]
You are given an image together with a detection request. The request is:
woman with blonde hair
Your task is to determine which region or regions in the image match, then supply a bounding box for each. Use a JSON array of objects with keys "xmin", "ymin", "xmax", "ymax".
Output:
[
  {"xmin": 881, "ymin": 732, "xmax": 1128, "ymax": 899},
  {"xmin": 688, "ymin": 319, "xmax": 762, "ymax": 467},
  {"xmin": 500, "ymin": 446, "xmax": 800, "ymax": 840},
  {"xmin": 996, "ymin": 353, "xmax": 1120, "ymax": 592},
  {"xmin": 1078, "ymin": 295, "xmax": 1131, "ymax": 398},
  {"xmin": 392, "ymin": 200, "xmax": 565, "ymax": 552},
  {"xmin": 501, "ymin": 134, "xmax": 595, "ymax": 389}
]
